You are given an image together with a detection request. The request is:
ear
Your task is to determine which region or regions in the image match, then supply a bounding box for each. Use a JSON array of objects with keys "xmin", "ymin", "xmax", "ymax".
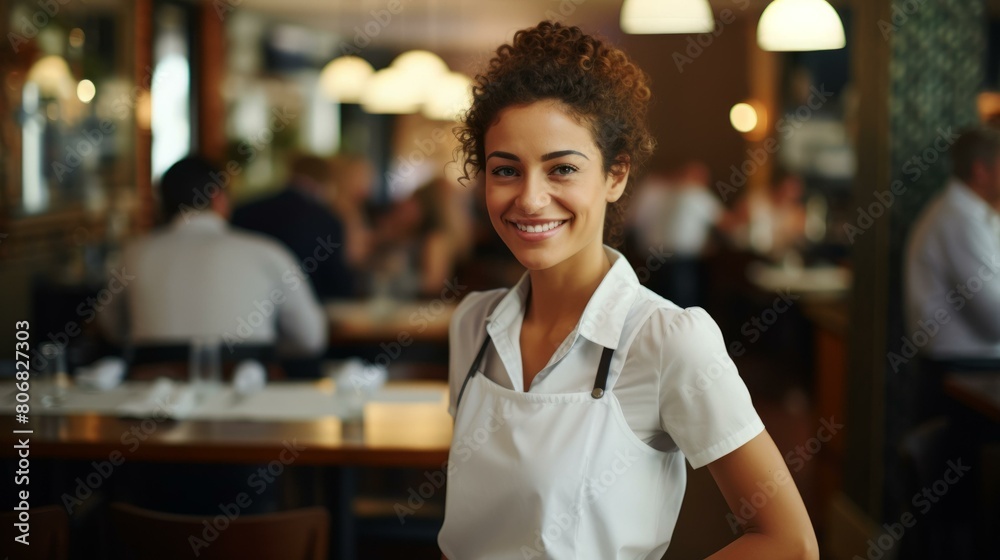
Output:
[{"xmin": 606, "ymin": 156, "xmax": 631, "ymax": 203}]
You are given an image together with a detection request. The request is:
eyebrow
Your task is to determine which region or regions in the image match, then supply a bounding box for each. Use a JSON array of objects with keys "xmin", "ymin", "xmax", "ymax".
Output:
[{"xmin": 485, "ymin": 150, "xmax": 589, "ymax": 162}]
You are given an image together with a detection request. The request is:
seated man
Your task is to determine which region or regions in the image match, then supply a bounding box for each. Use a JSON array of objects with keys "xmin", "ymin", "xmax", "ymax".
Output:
[
  {"xmin": 232, "ymin": 154, "xmax": 354, "ymax": 300},
  {"xmin": 103, "ymin": 156, "xmax": 327, "ymax": 358},
  {"xmin": 905, "ymin": 127, "xmax": 1000, "ymax": 362}
]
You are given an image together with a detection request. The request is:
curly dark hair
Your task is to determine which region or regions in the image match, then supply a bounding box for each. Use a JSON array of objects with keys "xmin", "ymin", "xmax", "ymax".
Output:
[{"xmin": 456, "ymin": 21, "xmax": 656, "ymax": 247}]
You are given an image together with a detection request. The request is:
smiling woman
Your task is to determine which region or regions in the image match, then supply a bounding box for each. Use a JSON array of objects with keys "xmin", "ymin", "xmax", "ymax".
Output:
[{"xmin": 439, "ymin": 21, "xmax": 818, "ymax": 560}]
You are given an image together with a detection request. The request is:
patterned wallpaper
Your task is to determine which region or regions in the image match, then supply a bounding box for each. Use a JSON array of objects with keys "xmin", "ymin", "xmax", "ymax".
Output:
[{"xmin": 883, "ymin": 0, "xmax": 986, "ymax": 524}]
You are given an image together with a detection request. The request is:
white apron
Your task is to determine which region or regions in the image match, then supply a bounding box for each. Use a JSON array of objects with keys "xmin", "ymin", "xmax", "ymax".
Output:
[{"xmin": 438, "ymin": 334, "xmax": 685, "ymax": 560}]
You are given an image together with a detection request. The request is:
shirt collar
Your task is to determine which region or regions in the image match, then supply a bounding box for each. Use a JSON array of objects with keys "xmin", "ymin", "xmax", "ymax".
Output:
[
  {"xmin": 486, "ymin": 245, "xmax": 640, "ymax": 350},
  {"xmin": 171, "ymin": 211, "xmax": 228, "ymax": 232}
]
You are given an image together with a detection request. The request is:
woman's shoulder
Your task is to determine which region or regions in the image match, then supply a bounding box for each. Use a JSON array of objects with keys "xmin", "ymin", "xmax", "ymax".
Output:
[
  {"xmin": 634, "ymin": 288, "xmax": 720, "ymax": 332},
  {"xmin": 631, "ymin": 290, "xmax": 731, "ymax": 363}
]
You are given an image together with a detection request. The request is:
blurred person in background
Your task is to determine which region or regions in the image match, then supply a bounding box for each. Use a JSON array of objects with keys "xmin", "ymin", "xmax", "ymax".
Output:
[
  {"xmin": 373, "ymin": 177, "xmax": 472, "ymax": 299},
  {"xmin": 101, "ymin": 156, "xmax": 327, "ymax": 358},
  {"xmin": 906, "ymin": 127, "xmax": 1000, "ymax": 360},
  {"xmin": 328, "ymin": 153, "xmax": 376, "ymax": 270},
  {"xmin": 633, "ymin": 161, "xmax": 724, "ymax": 308},
  {"xmin": 232, "ymin": 153, "xmax": 354, "ymax": 299},
  {"xmin": 906, "ymin": 127, "xmax": 1000, "ymax": 380},
  {"xmin": 727, "ymin": 166, "xmax": 808, "ymax": 263}
]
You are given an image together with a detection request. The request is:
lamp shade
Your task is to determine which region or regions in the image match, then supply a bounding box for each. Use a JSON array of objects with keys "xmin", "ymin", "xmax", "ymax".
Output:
[
  {"xmin": 422, "ymin": 72, "xmax": 473, "ymax": 121},
  {"xmin": 360, "ymin": 68, "xmax": 422, "ymax": 114},
  {"xmin": 319, "ymin": 56, "xmax": 374, "ymax": 103},
  {"xmin": 620, "ymin": 0, "xmax": 714, "ymax": 34},
  {"xmin": 757, "ymin": 0, "xmax": 845, "ymax": 51},
  {"xmin": 390, "ymin": 50, "xmax": 449, "ymax": 77}
]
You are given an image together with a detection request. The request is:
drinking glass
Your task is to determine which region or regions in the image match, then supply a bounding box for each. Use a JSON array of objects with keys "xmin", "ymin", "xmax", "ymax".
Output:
[
  {"xmin": 189, "ymin": 338, "xmax": 222, "ymax": 394},
  {"xmin": 39, "ymin": 343, "xmax": 69, "ymax": 408}
]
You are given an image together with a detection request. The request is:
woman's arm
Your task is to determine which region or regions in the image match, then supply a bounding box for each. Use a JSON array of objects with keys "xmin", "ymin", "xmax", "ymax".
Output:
[{"xmin": 706, "ymin": 431, "xmax": 819, "ymax": 560}]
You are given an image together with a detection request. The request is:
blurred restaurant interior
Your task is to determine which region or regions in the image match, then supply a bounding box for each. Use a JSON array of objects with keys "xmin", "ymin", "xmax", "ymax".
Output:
[{"xmin": 1, "ymin": 0, "xmax": 1000, "ymax": 558}]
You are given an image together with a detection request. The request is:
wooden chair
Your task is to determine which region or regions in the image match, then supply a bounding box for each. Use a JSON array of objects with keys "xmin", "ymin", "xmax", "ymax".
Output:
[
  {"xmin": 0, "ymin": 505, "xmax": 69, "ymax": 560},
  {"xmin": 110, "ymin": 503, "xmax": 329, "ymax": 560}
]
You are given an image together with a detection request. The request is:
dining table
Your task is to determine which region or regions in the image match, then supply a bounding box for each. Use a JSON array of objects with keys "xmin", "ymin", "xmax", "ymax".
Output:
[
  {"xmin": 0, "ymin": 373, "xmax": 454, "ymax": 560},
  {"xmin": 326, "ymin": 298, "xmax": 457, "ymax": 346}
]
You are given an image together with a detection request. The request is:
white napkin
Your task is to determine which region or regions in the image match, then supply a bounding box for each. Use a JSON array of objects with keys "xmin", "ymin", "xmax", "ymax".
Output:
[
  {"xmin": 118, "ymin": 378, "xmax": 197, "ymax": 419},
  {"xmin": 334, "ymin": 359, "xmax": 388, "ymax": 396},
  {"xmin": 332, "ymin": 359, "xmax": 388, "ymax": 419},
  {"xmin": 75, "ymin": 357, "xmax": 126, "ymax": 391},
  {"xmin": 232, "ymin": 360, "xmax": 267, "ymax": 396}
]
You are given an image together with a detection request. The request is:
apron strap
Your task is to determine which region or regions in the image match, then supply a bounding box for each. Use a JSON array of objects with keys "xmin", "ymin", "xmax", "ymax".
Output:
[
  {"xmin": 591, "ymin": 347, "xmax": 615, "ymax": 399},
  {"xmin": 455, "ymin": 336, "xmax": 616, "ymax": 409},
  {"xmin": 455, "ymin": 334, "xmax": 492, "ymax": 412}
]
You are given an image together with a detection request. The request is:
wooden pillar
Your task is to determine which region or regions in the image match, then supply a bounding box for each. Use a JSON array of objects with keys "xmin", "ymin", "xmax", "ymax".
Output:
[
  {"xmin": 134, "ymin": 0, "xmax": 154, "ymax": 231},
  {"xmin": 745, "ymin": 15, "xmax": 779, "ymax": 195},
  {"xmin": 197, "ymin": 0, "xmax": 227, "ymax": 162}
]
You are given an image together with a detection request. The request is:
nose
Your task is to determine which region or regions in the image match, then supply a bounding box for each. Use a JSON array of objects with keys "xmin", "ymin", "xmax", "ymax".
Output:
[{"xmin": 514, "ymin": 172, "xmax": 550, "ymax": 215}]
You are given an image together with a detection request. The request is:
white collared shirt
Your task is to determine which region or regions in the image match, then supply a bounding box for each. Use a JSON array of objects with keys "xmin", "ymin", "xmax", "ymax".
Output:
[
  {"xmin": 448, "ymin": 245, "xmax": 764, "ymax": 468},
  {"xmin": 905, "ymin": 179, "xmax": 1000, "ymax": 359},
  {"xmin": 103, "ymin": 212, "xmax": 327, "ymax": 356}
]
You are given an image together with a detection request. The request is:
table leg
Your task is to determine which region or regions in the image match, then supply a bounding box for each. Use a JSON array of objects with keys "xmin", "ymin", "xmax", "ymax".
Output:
[{"xmin": 335, "ymin": 466, "xmax": 358, "ymax": 560}]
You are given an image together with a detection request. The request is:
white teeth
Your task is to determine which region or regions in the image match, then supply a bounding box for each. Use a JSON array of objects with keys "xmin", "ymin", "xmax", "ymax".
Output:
[{"xmin": 513, "ymin": 220, "xmax": 565, "ymax": 233}]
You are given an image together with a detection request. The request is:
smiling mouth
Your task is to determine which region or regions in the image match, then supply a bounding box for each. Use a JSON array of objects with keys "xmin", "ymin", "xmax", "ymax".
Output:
[{"xmin": 507, "ymin": 220, "xmax": 568, "ymax": 233}]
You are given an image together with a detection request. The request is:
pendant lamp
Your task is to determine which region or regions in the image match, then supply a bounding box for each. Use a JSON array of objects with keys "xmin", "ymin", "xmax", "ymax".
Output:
[
  {"xmin": 757, "ymin": 0, "xmax": 846, "ymax": 51},
  {"xmin": 620, "ymin": 0, "xmax": 715, "ymax": 34}
]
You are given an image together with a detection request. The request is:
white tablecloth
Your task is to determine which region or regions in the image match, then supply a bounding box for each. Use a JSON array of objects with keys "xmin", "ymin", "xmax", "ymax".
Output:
[{"xmin": 2, "ymin": 381, "xmax": 447, "ymax": 422}]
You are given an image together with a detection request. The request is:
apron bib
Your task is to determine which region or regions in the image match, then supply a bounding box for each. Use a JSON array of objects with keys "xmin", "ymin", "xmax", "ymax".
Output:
[{"xmin": 439, "ymin": 335, "xmax": 685, "ymax": 560}]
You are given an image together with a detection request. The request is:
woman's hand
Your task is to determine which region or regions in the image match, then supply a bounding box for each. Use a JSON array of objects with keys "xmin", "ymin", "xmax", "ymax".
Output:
[{"xmin": 706, "ymin": 431, "xmax": 819, "ymax": 559}]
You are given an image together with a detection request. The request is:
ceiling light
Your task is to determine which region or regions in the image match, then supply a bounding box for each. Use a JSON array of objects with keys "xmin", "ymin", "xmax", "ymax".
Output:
[
  {"xmin": 620, "ymin": 0, "xmax": 714, "ymax": 34},
  {"xmin": 26, "ymin": 55, "xmax": 74, "ymax": 99},
  {"xmin": 757, "ymin": 0, "xmax": 846, "ymax": 51},
  {"xmin": 319, "ymin": 56, "xmax": 374, "ymax": 103},
  {"xmin": 390, "ymin": 50, "xmax": 449, "ymax": 77},
  {"xmin": 361, "ymin": 68, "xmax": 422, "ymax": 114},
  {"xmin": 730, "ymin": 102, "xmax": 758, "ymax": 133},
  {"xmin": 77, "ymin": 79, "xmax": 96, "ymax": 103},
  {"xmin": 422, "ymin": 72, "xmax": 473, "ymax": 121}
]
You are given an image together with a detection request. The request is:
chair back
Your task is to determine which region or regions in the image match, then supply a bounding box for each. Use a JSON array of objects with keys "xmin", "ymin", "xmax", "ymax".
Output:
[
  {"xmin": 0, "ymin": 505, "xmax": 69, "ymax": 560},
  {"xmin": 111, "ymin": 503, "xmax": 328, "ymax": 560}
]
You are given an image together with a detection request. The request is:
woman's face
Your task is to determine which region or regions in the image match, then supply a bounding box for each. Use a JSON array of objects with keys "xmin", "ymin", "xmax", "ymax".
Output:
[{"xmin": 483, "ymin": 99, "xmax": 628, "ymax": 271}]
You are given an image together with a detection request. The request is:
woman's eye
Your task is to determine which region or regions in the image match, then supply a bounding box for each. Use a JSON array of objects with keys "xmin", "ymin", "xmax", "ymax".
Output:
[
  {"xmin": 551, "ymin": 164, "xmax": 577, "ymax": 176},
  {"xmin": 491, "ymin": 166, "xmax": 518, "ymax": 177}
]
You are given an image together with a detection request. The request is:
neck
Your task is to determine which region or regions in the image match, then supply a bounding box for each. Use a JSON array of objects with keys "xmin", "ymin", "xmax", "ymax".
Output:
[{"xmin": 524, "ymin": 240, "xmax": 611, "ymax": 329}]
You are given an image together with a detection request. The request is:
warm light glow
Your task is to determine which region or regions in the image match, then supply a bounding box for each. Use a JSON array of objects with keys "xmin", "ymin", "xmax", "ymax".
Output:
[
  {"xmin": 26, "ymin": 55, "xmax": 74, "ymax": 99},
  {"xmin": 730, "ymin": 103, "xmax": 759, "ymax": 133},
  {"xmin": 977, "ymin": 91, "xmax": 1000, "ymax": 123},
  {"xmin": 757, "ymin": 0, "xmax": 846, "ymax": 51},
  {"xmin": 69, "ymin": 28, "xmax": 85, "ymax": 48},
  {"xmin": 135, "ymin": 91, "xmax": 152, "ymax": 130},
  {"xmin": 390, "ymin": 50, "xmax": 449, "ymax": 77},
  {"xmin": 390, "ymin": 49, "xmax": 450, "ymax": 104},
  {"xmin": 422, "ymin": 72, "xmax": 473, "ymax": 121},
  {"xmin": 620, "ymin": 0, "xmax": 714, "ymax": 34},
  {"xmin": 76, "ymin": 79, "xmax": 96, "ymax": 103},
  {"xmin": 360, "ymin": 68, "xmax": 422, "ymax": 114},
  {"xmin": 319, "ymin": 56, "xmax": 374, "ymax": 103}
]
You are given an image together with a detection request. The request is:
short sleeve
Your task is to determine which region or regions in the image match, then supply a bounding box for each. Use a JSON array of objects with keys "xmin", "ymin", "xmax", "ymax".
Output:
[
  {"xmin": 447, "ymin": 290, "xmax": 505, "ymax": 417},
  {"xmin": 655, "ymin": 307, "xmax": 764, "ymax": 469}
]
